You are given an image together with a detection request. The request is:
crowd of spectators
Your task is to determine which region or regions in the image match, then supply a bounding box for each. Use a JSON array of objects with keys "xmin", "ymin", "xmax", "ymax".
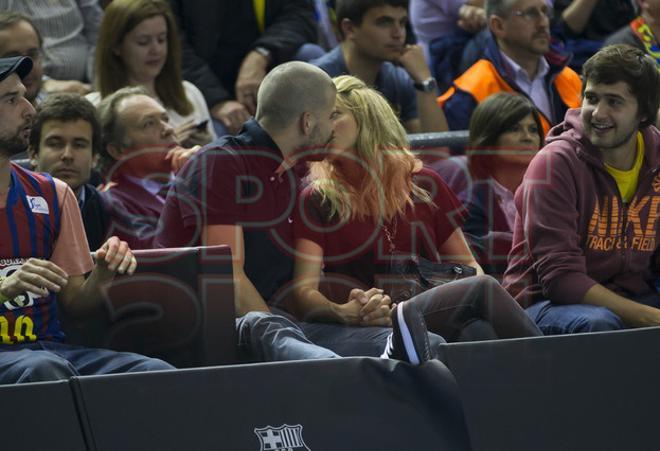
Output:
[{"xmin": 0, "ymin": 0, "xmax": 657, "ymax": 383}]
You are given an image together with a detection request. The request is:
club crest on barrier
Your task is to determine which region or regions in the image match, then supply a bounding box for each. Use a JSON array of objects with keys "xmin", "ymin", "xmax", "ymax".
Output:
[{"xmin": 254, "ymin": 424, "xmax": 310, "ymax": 451}]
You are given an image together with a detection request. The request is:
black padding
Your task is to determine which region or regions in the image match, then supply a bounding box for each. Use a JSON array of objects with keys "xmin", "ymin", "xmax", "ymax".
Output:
[
  {"xmin": 72, "ymin": 358, "xmax": 471, "ymax": 451},
  {"xmin": 0, "ymin": 380, "xmax": 87, "ymax": 451},
  {"xmin": 64, "ymin": 245, "xmax": 237, "ymax": 368},
  {"xmin": 440, "ymin": 327, "xmax": 660, "ymax": 451}
]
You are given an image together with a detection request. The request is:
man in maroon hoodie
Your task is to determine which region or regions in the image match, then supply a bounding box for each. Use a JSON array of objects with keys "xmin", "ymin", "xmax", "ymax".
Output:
[{"xmin": 504, "ymin": 44, "xmax": 660, "ymax": 334}]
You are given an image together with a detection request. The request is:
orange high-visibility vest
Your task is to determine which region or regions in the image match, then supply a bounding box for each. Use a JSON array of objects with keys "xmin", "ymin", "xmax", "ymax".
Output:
[{"xmin": 438, "ymin": 59, "xmax": 582, "ymax": 135}]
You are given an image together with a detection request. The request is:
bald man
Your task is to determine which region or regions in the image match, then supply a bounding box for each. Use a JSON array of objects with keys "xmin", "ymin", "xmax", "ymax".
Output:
[{"xmin": 157, "ymin": 62, "xmax": 436, "ymax": 364}]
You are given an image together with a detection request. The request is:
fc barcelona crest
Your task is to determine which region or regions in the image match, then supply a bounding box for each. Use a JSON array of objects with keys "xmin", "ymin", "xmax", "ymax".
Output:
[{"xmin": 254, "ymin": 424, "xmax": 311, "ymax": 451}]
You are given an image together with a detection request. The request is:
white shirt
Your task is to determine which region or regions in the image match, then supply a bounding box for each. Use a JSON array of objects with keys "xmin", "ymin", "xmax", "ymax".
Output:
[{"xmin": 499, "ymin": 50, "xmax": 552, "ymax": 121}]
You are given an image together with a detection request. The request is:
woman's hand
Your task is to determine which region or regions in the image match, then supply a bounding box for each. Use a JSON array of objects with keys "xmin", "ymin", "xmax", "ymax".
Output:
[
  {"xmin": 359, "ymin": 290, "xmax": 393, "ymax": 326},
  {"xmin": 336, "ymin": 287, "xmax": 393, "ymax": 326},
  {"xmin": 166, "ymin": 145, "xmax": 201, "ymax": 172}
]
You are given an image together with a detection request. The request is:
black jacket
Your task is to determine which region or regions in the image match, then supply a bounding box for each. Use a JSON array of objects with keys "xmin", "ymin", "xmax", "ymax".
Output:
[
  {"xmin": 79, "ymin": 183, "xmax": 111, "ymax": 251},
  {"xmin": 169, "ymin": 0, "xmax": 317, "ymax": 108}
]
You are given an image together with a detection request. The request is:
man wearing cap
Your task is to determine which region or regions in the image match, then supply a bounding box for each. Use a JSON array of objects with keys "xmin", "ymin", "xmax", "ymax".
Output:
[{"xmin": 0, "ymin": 56, "xmax": 173, "ymax": 383}]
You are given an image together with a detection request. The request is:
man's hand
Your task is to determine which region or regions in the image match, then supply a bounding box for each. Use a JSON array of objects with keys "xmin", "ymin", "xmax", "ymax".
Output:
[
  {"xmin": 166, "ymin": 145, "xmax": 201, "ymax": 172},
  {"xmin": 174, "ymin": 119, "xmax": 198, "ymax": 145},
  {"xmin": 0, "ymin": 258, "xmax": 68, "ymax": 299},
  {"xmin": 397, "ymin": 44, "xmax": 433, "ymax": 84},
  {"xmin": 42, "ymin": 79, "xmax": 92, "ymax": 96},
  {"xmin": 358, "ymin": 289, "xmax": 393, "ymax": 326},
  {"xmin": 235, "ymin": 50, "xmax": 269, "ymax": 115},
  {"xmin": 457, "ymin": 4, "xmax": 486, "ymax": 33},
  {"xmin": 95, "ymin": 236, "xmax": 137, "ymax": 276},
  {"xmin": 211, "ymin": 100, "xmax": 251, "ymax": 135},
  {"xmin": 341, "ymin": 287, "xmax": 393, "ymax": 326}
]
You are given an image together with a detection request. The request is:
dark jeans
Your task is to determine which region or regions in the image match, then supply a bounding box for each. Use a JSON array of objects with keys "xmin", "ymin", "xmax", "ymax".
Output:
[
  {"xmin": 408, "ymin": 275, "xmax": 543, "ymax": 341},
  {"xmin": 0, "ymin": 341, "xmax": 173, "ymax": 384}
]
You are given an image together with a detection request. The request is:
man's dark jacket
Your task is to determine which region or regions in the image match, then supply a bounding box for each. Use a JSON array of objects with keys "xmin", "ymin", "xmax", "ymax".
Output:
[{"xmin": 168, "ymin": 0, "xmax": 317, "ymax": 108}]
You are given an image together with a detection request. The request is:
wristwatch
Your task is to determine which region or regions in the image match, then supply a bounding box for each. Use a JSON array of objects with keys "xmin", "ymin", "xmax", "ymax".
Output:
[
  {"xmin": 253, "ymin": 46, "xmax": 272, "ymax": 63},
  {"xmin": 414, "ymin": 77, "xmax": 438, "ymax": 93}
]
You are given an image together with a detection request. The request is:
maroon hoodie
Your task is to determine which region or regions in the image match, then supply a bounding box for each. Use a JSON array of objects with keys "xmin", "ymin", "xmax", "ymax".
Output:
[{"xmin": 503, "ymin": 108, "xmax": 660, "ymax": 308}]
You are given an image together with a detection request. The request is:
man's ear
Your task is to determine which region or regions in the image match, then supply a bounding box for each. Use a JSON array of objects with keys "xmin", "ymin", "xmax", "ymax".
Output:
[
  {"xmin": 27, "ymin": 146, "xmax": 39, "ymax": 170},
  {"xmin": 300, "ymin": 111, "xmax": 313, "ymax": 136},
  {"xmin": 106, "ymin": 143, "xmax": 123, "ymax": 160},
  {"xmin": 340, "ymin": 18, "xmax": 356, "ymax": 39},
  {"xmin": 489, "ymin": 15, "xmax": 505, "ymax": 39}
]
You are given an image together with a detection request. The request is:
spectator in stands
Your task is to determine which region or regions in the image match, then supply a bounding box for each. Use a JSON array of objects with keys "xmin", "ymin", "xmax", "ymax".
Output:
[
  {"xmin": 0, "ymin": 13, "xmax": 46, "ymax": 105},
  {"xmin": 410, "ymin": 0, "xmax": 487, "ymax": 92},
  {"xmin": 312, "ymin": 0, "xmax": 449, "ymax": 133},
  {"xmin": 90, "ymin": 0, "xmax": 215, "ymax": 148},
  {"xmin": 604, "ymin": 0, "xmax": 658, "ymax": 54},
  {"xmin": 553, "ymin": 0, "xmax": 637, "ymax": 70},
  {"xmin": 604, "ymin": 0, "xmax": 660, "ymax": 125},
  {"xmin": 28, "ymin": 93, "xmax": 111, "ymax": 251},
  {"xmin": 169, "ymin": 0, "xmax": 318, "ymax": 135},
  {"xmin": 158, "ymin": 62, "xmax": 437, "ymax": 364},
  {"xmin": 411, "ymin": 0, "xmax": 487, "ymax": 63},
  {"xmin": 0, "ymin": 56, "xmax": 173, "ymax": 383},
  {"xmin": 0, "ymin": 0, "xmax": 102, "ymax": 90},
  {"xmin": 504, "ymin": 44, "xmax": 660, "ymax": 334},
  {"xmin": 292, "ymin": 76, "xmax": 541, "ymax": 343},
  {"xmin": 438, "ymin": 0, "xmax": 582, "ymax": 133},
  {"xmin": 433, "ymin": 92, "xmax": 543, "ymax": 276},
  {"xmin": 96, "ymin": 86, "xmax": 200, "ymax": 250}
]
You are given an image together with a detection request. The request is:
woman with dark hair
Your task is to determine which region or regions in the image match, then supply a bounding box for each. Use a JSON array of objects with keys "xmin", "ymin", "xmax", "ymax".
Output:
[
  {"xmin": 434, "ymin": 92, "xmax": 544, "ymax": 276},
  {"xmin": 289, "ymin": 76, "xmax": 541, "ymax": 349},
  {"xmin": 88, "ymin": 0, "xmax": 215, "ymax": 147},
  {"xmin": 465, "ymin": 93, "xmax": 544, "ymax": 275}
]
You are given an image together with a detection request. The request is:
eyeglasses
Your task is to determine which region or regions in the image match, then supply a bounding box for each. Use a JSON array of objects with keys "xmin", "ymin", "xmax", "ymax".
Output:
[
  {"xmin": 3, "ymin": 48, "xmax": 43, "ymax": 63},
  {"xmin": 509, "ymin": 6, "xmax": 554, "ymax": 21}
]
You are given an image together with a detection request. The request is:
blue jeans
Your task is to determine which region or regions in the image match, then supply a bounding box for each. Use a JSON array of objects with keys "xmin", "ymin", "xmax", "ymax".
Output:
[
  {"xmin": 526, "ymin": 301, "xmax": 625, "ymax": 335},
  {"xmin": 236, "ymin": 311, "xmax": 446, "ymax": 361},
  {"xmin": 0, "ymin": 341, "xmax": 173, "ymax": 384}
]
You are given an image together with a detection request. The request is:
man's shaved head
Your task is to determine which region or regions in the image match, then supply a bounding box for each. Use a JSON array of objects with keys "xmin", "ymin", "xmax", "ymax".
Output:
[{"xmin": 256, "ymin": 61, "xmax": 336, "ymax": 129}]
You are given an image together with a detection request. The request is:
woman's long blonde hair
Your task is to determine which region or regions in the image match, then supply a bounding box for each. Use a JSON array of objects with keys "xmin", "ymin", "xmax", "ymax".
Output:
[{"xmin": 308, "ymin": 75, "xmax": 431, "ymax": 223}]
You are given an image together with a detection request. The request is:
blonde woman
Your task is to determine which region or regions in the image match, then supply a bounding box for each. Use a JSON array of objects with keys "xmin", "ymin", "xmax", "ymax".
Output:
[{"xmin": 291, "ymin": 75, "xmax": 541, "ymax": 343}]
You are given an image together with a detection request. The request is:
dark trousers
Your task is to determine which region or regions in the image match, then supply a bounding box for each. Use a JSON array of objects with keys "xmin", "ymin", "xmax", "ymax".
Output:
[{"xmin": 409, "ymin": 275, "xmax": 543, "ymax": 342}]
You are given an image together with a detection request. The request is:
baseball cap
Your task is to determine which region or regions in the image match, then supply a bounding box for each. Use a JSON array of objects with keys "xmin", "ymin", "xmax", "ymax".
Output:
[{"xmin": 0, "ymin": 56, "xmax": 33, "ymax": 83}]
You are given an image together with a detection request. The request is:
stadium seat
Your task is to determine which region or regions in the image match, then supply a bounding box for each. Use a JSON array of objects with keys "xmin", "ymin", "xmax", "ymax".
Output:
[{"xmin": 71, "ymin": 357, "xmax": 471, "ymax": 451}]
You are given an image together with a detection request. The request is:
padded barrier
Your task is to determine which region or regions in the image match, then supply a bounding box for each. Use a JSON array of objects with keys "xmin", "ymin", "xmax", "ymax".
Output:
[
  {"xmin": 71, "ymin": 357, "xmax": 472, "ymax": 451},
  {"xmin": 0, "ymin": 380, "xmax": 87, "ymax": 451},
  {"xmin": 64, "ymin": 245, "xmax": 236, "ymax": 367},
  {"xmin": 438, "ymin": 326, "xmax": 660, "ymax": 451}
]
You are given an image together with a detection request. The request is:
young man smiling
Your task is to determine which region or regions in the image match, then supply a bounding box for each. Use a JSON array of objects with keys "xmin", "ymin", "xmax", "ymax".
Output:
[
  {"xmin": 311, "ymin": 0, "xmax": 449, "ymax": 133},
  {"xmin": 504, "ymin": 44, "xmax": 660, "ymax": 334}
]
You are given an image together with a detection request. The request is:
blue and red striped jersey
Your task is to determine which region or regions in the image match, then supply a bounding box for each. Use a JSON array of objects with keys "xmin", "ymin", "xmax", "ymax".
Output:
[{"xmin": 0, "ymin": 163, "xmax": 62, "ymax": 344}]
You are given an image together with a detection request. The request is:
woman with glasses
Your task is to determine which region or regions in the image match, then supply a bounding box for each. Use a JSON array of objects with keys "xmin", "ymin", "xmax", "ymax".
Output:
[{"xmin": 290, "ymin": 76, "xmax": 541, "ymax": 347}]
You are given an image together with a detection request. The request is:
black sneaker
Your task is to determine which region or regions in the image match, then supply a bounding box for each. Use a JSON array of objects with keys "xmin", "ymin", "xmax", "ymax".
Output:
[{"xmin": 382, "ymin": 301, "xmax": 433, "ymax": 365}]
